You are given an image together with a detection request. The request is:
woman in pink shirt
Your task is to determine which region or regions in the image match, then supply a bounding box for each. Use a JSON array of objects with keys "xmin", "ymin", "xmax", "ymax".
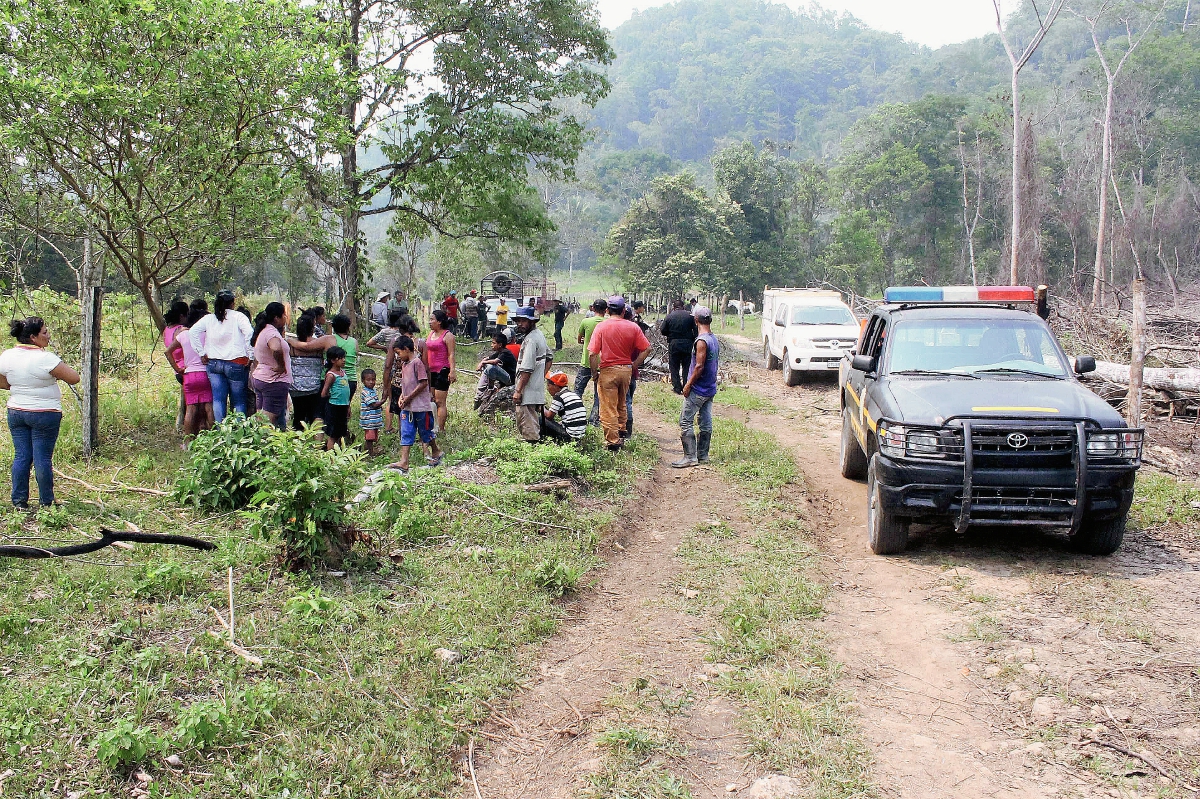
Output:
[
  {"xmin": 424, "ymin": 309, "xmax": 457, "ymax": 433},
  {"xmin": 250, "ymin": 302, "xmax": 292, "ymax": 431},
  {"xmin": 164, "ymin": 307, "xmax": 215, "ymax": 440}
]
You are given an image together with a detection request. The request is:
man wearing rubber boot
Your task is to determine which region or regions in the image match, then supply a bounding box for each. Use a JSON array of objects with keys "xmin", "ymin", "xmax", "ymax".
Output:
[{"xmin": 672, "ymin": 306, "xmax": 718, "ymax": 468}]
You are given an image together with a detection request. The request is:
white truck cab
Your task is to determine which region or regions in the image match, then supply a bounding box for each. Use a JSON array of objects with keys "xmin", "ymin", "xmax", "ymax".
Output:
[{"xmin": 762, "ymin": 288, "xmax": 861, "ymax": 386}]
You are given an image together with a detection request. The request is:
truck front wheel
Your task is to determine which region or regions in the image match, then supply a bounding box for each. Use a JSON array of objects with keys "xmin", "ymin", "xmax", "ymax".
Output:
[
  {"xmin": 1069, "ymin": 513, "xmax": 1126, "ymax": 556},
  {"xmin": 840, "ymin": 407, "xmax": 868, "ymax": 479},
  {"xmin": 867, "ymin": 456, "xmax": 909, "ymax": 555},
  {"xmin": 783, "ymin": 350, "xmax": 802, "ymax": 386},
  {"xmin": 765, "ymin": 340, "xmax": 781, "ymax": 370}
]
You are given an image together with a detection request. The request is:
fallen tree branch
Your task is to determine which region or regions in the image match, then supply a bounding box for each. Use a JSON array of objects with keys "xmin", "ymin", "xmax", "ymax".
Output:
[
  {"xmin": 53, "ymin": 468, "xmax": 170, "ymax": 496},
  {"xmin": 444, "ymin": 485, "xmax": 576, "ymax": 533},
  {"xmin": 0, "ymin": 529, "xmax": 215, "ymax": 559},
  {"xmin": 1076, "ymin": 738, "xmax": 1198, "ymax": 790},
  {"xmin": 1092, "ymin": 361, "xmax": 1200, "ymax": 394}
]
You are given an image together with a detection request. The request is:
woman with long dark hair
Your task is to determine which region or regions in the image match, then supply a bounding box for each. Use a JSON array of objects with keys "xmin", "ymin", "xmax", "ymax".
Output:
[
  {"xmin": 0, "ymin": 317, "xmax": 80, "ymax": 507},
  {"xmin": 425, "ymin": 309, "xmax": 456, "ymax": 433},
  {"xmin": 250, "ymin": 302, "xmax": 291, "ymax": 430},
  {"xmin": 189, "ymin": 289, "xmax": 253, "ymax": 421},
  {"xmin": 289, "ymin": 314, "xmax": 324, "ymax": 430},
  {"xmin": 165, "ymin": 307, "xmax": 215, "ymax": 439}
]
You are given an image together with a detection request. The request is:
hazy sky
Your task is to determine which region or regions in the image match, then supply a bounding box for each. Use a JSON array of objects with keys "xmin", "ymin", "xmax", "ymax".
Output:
[{"xmin": 595, "ymin": 0, "xmax": 1001, "ymax": 49}]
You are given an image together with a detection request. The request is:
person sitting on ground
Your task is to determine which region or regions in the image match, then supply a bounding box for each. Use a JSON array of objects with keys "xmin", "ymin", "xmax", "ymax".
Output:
[
  {"xmin": 474, "ymin": 331, "xmax": 517, "ymax": 409},
  {"xmin": 165, "ymin": 307, "xmax": 215, "ymax": 440},
  {"xmin": 358, "ymin": 368, "xmax": 384, "ymax": 456},
  {"xmin": 542, "ymin": 372, "xmax": 586, "ymax": 444},
  {"xmin": 511, "ymin": 306, "xmax": 553, "ymax": 443},
  {"xmin": 320, "ymin": 346, "xmax": 350, "ymax": 450},
  {"xmin": 382, "ymin": 335, "xmax": 442, "ymax": 473}
]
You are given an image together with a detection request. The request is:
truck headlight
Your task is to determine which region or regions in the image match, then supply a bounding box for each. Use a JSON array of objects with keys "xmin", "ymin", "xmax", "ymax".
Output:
[
  {"xmin": 907, "ymin": 431, "xmax": 941, "ymax": 457},
  {"xmin": 1087, "ymin": 433, "xmax": 1119, "ymax": 456}
]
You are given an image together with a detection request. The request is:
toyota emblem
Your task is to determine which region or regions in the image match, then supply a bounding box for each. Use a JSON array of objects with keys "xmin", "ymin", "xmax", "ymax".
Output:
[
  {"xmin": 1007, "ymin": 433, "xmax": 1029, "ymax": 449},
  {"xmin": 830, "ymin": 340, "xmax": 840, "ymax": 349}
]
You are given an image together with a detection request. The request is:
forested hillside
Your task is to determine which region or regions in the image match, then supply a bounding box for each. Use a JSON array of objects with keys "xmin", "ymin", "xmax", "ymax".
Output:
[{"xmin": 567, "ymin": 0, "xmax": 1199, "ymax": 304}]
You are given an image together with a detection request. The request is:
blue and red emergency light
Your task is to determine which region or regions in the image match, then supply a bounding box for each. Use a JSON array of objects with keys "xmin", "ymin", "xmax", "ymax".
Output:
[{"xmin": 884, "ymin": 285, "xmax": 1036, "ymax": 304}]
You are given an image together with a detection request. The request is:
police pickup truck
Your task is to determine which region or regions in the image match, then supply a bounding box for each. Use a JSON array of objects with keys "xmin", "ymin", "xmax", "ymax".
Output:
[{"xmin": 839, "ymin": 286, "xmax": 1143, "ymax": 556}]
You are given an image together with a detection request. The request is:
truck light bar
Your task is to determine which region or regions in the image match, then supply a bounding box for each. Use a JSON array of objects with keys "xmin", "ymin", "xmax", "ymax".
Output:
[{"xmin": 884, "ymin": 286, "xmax": 1036, "ymax": 304}]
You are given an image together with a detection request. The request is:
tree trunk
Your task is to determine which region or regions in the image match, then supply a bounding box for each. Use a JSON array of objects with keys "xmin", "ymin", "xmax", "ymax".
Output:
[
  {"xmin": 337, "ymin": 0, "xmax": 363, "ymax": 324},
  {"xmin": 1092, "ymin": 84, "xmax": 1115, "ymax": 306},
  {"xmin": 1093, "ymin": 361, "xmax": 1200, "ymax": 394},
  {"xmin": 1009, "ymin": 69, "xmax": 1021, "ymax": 285},
  {"xmin": 80, "ymin": 235, "xmax": 103, "ymax": 457},
  {"xmin": 1126, "ymin": 279, "xmax": 1147, "ymax": 426}
]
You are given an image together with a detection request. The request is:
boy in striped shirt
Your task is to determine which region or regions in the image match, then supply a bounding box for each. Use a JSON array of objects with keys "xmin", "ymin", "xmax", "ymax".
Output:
[
  {"xmin": 358, "ymin": 368, "xmax": 384, "ymax": 455},
  {"xmin": 543, "ymin": 372, "xmax": 587, "ymax": 443}
]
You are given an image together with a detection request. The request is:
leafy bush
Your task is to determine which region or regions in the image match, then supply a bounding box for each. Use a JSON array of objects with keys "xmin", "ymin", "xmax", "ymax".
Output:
[
  {"xmin": 360, "ymin": 471, "xmax": 452, "ymax": 544},
  {"xmin": 285, "ymin": 588, "xmax": 338, "ymax": 626},
  {"xmin": 173, "ymin": 700, "xmax": 236, "ymax": 750},
  {"xmin": 132, "ymin": 561, "xmax": 204, "ymax": 601},
  {"xmin": 529, "ymin": 557, "xmax": 586, "ymax": 597},
  {"xmin": 175, "ymin": 415, "xmax": 279, "ymax": 511},
  {"xmin": 470, "ymin": 437, "xmax": 594, "ymax": 484},
  {"xmin": 243, "ymin": 427, "xmax": 365, "ymax": 567},
  {"xmin": 95, "ymin": 718, "xmax": 160, "ymax": 770}
]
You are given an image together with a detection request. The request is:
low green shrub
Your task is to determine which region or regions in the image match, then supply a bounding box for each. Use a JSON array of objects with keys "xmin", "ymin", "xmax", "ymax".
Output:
[
  {"xmin": 243, "ymin": 427, "xmax": 365, "ymax": 567},
  {"xmin": 132, "ymin": 561, "xmax": 205, "ymax": 601},
  {"xmin": 469, "ymin": 437, "xmax": 594, "ymax": 484},
  {"xmin": 95, "ymin": 718, "xmax": 160, "ymax": 770},
  {"xmin": 529, "ymin": 557, "xmax": 586, "ymax": 597},
  {"xmin": 175, "ymin": 415, "xmax": 279, "ymax": 511}
]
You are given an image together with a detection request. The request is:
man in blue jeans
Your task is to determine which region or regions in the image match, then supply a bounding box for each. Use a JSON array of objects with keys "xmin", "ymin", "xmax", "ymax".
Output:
[{"xmin": 672, "ymin": 305, "xmax": 719, "ymax": 468}]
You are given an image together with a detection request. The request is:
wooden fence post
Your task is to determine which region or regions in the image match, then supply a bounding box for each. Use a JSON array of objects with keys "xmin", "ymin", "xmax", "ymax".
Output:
[
  {"xmin": 1127, "ymin": 278, "xmax": 1147, "ymax": 427},
  {"xmin": 81, "ymin": 285, "xmax": 103, "ymax": 457},
  {"xmin": 739, "ymin": 290, "xmax": 745, "ymax": 331}
]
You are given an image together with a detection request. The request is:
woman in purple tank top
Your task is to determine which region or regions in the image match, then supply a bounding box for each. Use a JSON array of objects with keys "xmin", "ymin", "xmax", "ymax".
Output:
[{"xmin": 424, "ymin": 309, "xmax": 457, "ymax": 432}]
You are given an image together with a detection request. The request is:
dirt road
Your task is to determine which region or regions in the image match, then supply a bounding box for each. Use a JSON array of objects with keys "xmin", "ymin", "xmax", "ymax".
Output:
[
  {"xmin": 466, "ymin": 362, "xmax": 1200, "ymax": 799},
  {"xmin": 734, "ymin": 369, "xmax": 1200, "ymax": 799}
]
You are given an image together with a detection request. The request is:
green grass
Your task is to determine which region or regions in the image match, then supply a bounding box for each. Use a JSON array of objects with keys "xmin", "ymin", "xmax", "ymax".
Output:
[
  {"xmin": 643, "ymin": 383, "xmax": 874, "ymax": 799},
  {"xmin": 0, "ymin": 324, "xmax": 659, "ymax": 796},
  {"xmin": 713, "ymin": 384, "xmax": 776, "ymax": 413},
  {"xmin": 1131, "ymin": 471, "xmax": 1199, "ymax": 529}
]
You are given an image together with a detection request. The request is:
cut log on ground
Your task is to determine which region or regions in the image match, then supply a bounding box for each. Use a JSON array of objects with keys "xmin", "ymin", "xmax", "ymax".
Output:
[{"xmin": 1093, "ymin": 361, "xmax": 1200, "ymax": 394}]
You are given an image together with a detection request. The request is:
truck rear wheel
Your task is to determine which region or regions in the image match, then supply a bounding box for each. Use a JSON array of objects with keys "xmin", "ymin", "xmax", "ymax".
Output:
[
  {"xmin": 764, "ymin": 340, "xmax": 780, "ymax": 370},
  {"xmin": 1069, "ymin": 513, "xmax": 1126, "ymax": 556},
  {"xmin": 783, "ymin": 350, "xmax": 802, "ymax": 386},
  {"xmin": 867, "ymin": 456, "xmax": 909, "ymax": 555},
  {"xmin": 840, "ymin": 407, "xmax": 868, "ymax": 479}
]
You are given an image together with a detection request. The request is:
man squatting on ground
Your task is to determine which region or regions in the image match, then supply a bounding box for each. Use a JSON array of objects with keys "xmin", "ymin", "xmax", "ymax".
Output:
[
  {"xmin": 659, "ymin": 299, "xmax": 698, "ymax": 394},
  {"xmin": 542, "ymin": 372, "xmax": 587, "ymax": 443},
  {"xmin": 587, "ymin": 296, "xmax": 650, "ymax": 451},
  {"xmin": 672, "ymin": 305, "xmax": 719, "ymax": 468},
  {"xmin": 473, "ymin": 331, "xmax": 517, "ymax": 408},
  {"xmin": 511, "ymin": 306, "xmax": 554, "ymax": 443}
]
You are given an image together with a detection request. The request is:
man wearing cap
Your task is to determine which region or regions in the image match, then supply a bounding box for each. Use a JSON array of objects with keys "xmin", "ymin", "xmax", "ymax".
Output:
[
  {"xmin": 512, "ymin": 307, "xmax": 553, "ymax": 442},
  {"xmin": 574, "ymin": 298, "xmax": 608, "ymax": 425},
  {"xmin": 461, "ymin": 291, "xmax": 480, "ymax": 341},
  {"xmin": 442, "ymin": 290, "xmax": 460, "ymax": 335},
  {"xmin": 542, "ymin": 372, "xmax": 586, "ymax": 443},
  {"xmin": 672, "ymin": 305, "xmax": 719, "ymax": 468},
  {"xmin": 371, "ymin": 292, "xmax": 389, "ymax": 328},
  {"xmin": 587, "ymin": 297, "xmax": 650, "ymax": 450},
  {"xmin": 659, "ymin": 300, "xmax": 698, "ymax": 394}
]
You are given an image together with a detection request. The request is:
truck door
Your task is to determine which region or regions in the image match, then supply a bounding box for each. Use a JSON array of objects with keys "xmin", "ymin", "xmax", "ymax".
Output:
[
  {"xmin": 845, "ymin": 315, "xmax": 886, "ymax": 449},
  {"xmin": 771, "ymin": 303, "xmax": 788, "ymax": 357}
]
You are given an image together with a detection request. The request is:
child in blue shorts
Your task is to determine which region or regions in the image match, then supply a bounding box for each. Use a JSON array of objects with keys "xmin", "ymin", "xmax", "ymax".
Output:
[{"xmin": 383, "ymin": 335, "xmax": 443, "ymax": 472}]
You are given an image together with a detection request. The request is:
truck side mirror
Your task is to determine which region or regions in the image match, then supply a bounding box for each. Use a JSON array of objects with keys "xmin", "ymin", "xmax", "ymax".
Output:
[
  {"xmin": 774, "ymin": 318, "xmax": 785, "ymax": 327},
  {"xmin": 851, "ymin": 354, "xmax": 877, "ymax": 373},
  {"xmin": 1074, "ymin": 355, "xmax": 1096, "ymax": 374}
]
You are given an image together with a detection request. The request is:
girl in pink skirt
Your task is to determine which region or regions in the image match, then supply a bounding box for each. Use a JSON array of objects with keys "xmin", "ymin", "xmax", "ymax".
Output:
[{"xmin": 165, "ymin": 307, "xmax": 215, "ymax": 441}]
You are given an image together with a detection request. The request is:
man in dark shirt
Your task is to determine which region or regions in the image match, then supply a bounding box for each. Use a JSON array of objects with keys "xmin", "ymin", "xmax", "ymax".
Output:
[
  {"xmin": 552, "ymin": 300, "xmax": 570, "ymax": 351},
  {"xmin": 659, "ymin": 300, "xmax": 698, "ymax": 394},
  {"xmin": 473, "ymin": 331, "xmax": 518, "ymax": 408}
]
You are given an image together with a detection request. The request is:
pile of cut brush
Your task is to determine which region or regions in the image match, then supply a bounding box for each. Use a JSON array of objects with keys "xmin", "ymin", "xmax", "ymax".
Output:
[{"xmin": 1051, "ymin": 299, "xmax": 1200, "ymax": 420}]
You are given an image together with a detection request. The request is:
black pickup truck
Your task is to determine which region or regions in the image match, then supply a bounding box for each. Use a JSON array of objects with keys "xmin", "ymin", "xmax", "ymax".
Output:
[{"xmin": 838, "ymin": 288, "xmax": 1143, "ymax": 556}]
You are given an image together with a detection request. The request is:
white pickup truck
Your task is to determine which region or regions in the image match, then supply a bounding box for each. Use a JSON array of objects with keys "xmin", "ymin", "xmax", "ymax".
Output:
[{"xmin": 762, "ymin": 288, "xmax": 861, "ymax": 386}]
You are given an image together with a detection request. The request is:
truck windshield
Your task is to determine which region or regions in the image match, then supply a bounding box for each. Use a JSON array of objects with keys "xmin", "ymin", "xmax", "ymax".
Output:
[
  {"xmin": 791, "ymin": 305, "xmax": 855, "ymax": 325},
  {"xmin": 888, "ymin": 318, "xmax": 1068, "ymax": 377}
]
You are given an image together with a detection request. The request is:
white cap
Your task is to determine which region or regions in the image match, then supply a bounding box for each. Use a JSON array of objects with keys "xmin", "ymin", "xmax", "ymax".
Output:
[{"xmin": 692, "ymin": 305, "xmax": 712, "ymax": 319}]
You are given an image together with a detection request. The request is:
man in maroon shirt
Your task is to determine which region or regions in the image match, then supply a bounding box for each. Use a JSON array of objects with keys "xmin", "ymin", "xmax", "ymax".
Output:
[
  {"xmin": 587, "ymin": 296, "xmax": 650, "ymax": 450},
  {"xmin": 442, "ymin": 291, "xmax": 460, "ymax": 335}
]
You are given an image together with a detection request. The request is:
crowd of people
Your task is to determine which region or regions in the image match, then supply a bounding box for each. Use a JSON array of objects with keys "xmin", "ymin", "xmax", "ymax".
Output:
[{"xmin": 0, "ymin": 286, "xmax": 720, "ymax": 506}]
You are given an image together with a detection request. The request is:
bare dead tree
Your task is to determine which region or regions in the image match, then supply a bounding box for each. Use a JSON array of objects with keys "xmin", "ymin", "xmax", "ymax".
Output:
[
  {"xmin": 993, "ymin": 0, "xmax": 1065, "ymax": 285},
  {"xmin": 957, "ymin": 125, "xmax": 984, "ymax": 285},
  {"xmin": 1076, "ymin": 0, "xmax": 1169, "ymax": 306}
]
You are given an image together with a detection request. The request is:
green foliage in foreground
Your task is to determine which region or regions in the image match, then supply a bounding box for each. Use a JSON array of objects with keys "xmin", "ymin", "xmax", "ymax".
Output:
[{"xmin": 0, "ymin": 385, "xmax": 658, "ymax": 796}]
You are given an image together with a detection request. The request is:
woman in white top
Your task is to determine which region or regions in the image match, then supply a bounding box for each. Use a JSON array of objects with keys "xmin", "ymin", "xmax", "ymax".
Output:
[
  {"xmin": 189, "ymin": 290, "xmax": 253, "ymax": 422},
  {"xmin": 0, "ymin": 317, "xmax": 81, "ymax": 508}
]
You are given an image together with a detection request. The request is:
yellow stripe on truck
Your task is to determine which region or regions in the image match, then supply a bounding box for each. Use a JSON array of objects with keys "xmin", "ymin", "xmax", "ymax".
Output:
[{"xmin": 971, "ymin": 406, "xmax": 1060, "ymax": 413}]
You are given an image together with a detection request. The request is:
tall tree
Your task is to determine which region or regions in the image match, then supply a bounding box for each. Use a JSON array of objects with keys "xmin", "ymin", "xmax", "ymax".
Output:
[
  {"xmin": 993, "ymin": 0, "xmax": 1065, "ymax": 284},
  {"xmin": 1078, "ymin": 0, "xmax": 1169, "ymax": 306},
  {"xmin": 0, "ymin": 0, "xmax": 322, "ymax": 330},
  {"xmin": 303, "ymin": 0, "xmax": 613, "ymax": 320}
]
